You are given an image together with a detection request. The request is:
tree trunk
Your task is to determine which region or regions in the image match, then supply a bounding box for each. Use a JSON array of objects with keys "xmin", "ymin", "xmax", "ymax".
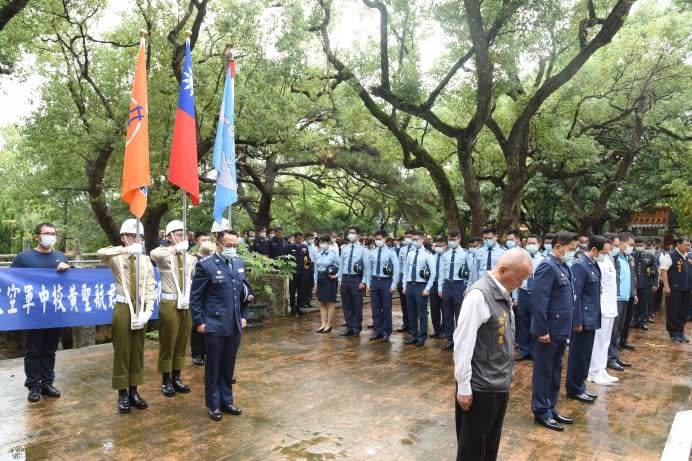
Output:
[{"xmin": 458, "ymin": 141, "xmax": 483, "ymax": 236}]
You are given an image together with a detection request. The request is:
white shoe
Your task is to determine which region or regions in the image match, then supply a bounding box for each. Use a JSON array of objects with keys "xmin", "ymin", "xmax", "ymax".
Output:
[
  {"xmin": 588, "ymin": 372, "xmax": 614, "ymax": 386},
  {"xmin": 600, "ymin": 369, "xmax": 619, "ymax": 383}
]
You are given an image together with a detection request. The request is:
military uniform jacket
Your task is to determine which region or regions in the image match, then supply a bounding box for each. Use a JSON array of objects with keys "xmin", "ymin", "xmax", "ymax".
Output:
[
  {"xmin": 530, "ymin": 254, "xmax": 575, "ymax": 340},
  {"xmin": 666, "ymin": 249, "xmax": 692, "ymax": 292},
  {"xmin": 150, "ymin": 245, "xmax": 196, "ymax": 308},
  {"xmin": 633, "ymin": 250, "xmax": 659, "ymax": 289},
  {"xmin": 190, "ymin": 253, "xmax": 249, "ymax": 336},
  {"xmin": 571, "ymin": 255, "xmax": 601, "ymax": 330},
  {"xmin": 96, "ymin": 246, "xmax": 156, "ymax": 315}
]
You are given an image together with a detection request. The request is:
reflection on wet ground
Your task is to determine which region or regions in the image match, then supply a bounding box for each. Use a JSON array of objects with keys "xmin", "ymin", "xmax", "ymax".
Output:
[{"xmin": 0, "ymin": 302, "xmax": 689, "ymax": 460}]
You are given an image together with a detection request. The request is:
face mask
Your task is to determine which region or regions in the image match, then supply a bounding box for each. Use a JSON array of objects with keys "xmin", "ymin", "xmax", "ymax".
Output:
[
  {"xmin": 543, "ymin": 244, "xmax": 552, "ymax": 253},
  {"xmin": 374, "ymin": 239, "xmax": 385, "ymax": 247},
  {"xmin": 526, "ymin": 244, "xmax": 538, "ymax": 255},
  {"xmin": 634, "ymin": 246, "xmax": 645, "ymax": 252},
  {"xmin": 347, "ymin": 233, "xmax": 357, "ymax": 242},
  {"xmin": 259, "ymin": 232, "xmax": 266, "ymax": 238},
  {"xmin": 448, "ymin": 240, "xmax": 459, "ymax": 249},
  {"xmin": 562, "ymin": 250, "xmax": 576, "ymax": 264},
  {"xmin": 238, "ymin": 237, "xmax": 245, "ymax": 245},
  {"xmin": 611, "ymin": 248, "xmax": 620, "ymax": 257},
  {"xmin": 484, "ymin": 239, "xmax": 495, "ymax": 248},
  {"xmin": 505, "ymin": 240, "xmax": 516, "ymax": 249},
  {"xmin": 624, "ymin": 245, "xmax": 634, "ymax": 255},
  {"xmin": 412, "ymin": 240, "xmax": 422, "ymax": 249},
  {"xmin": 320, "ymin": 243, "xmax": 329, "ymax": 251},
  {"xmin": 579, "ymin": 243, "xmax": 588, "ymax": 249},
  {"xmin": 307, "ymin": 239, "xmax": 314, "ymax": 245},
  {"xmin": 596, "ymin": 254, "xmax": 607, "ymax": 263},
  {"xmin": 330, "ymin": 237, "xmax": 337, "ymax": 243},
  {"xmin": 40, "ymin": 235, "xmax": 56, "ymax": 248},
  {"xmin": 435, "ymin": 247, "xmax": 444, "ymax": 254},
  {"xmin": 222, "ymin": 247, "xmax": 236, "ymax": 259},
  {"xmin": 404, "ymin": 237, "xmax": 412, "ymax": 246}
]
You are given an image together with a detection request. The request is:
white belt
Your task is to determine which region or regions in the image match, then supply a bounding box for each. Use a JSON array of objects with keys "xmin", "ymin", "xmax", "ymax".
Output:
[
  {"xmin": 161, "ymin": 293, "xmax": 177, "ymax": 301},
  {"xmin": 115, "ymin": 294, "xmax": 128, "ymax": 303}
]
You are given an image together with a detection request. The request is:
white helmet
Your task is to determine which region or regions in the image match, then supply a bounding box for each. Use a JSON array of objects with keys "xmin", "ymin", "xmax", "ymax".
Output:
[
  {"xmin": 120, "ymin": 218, "xmax": 144, "ymax": 235},
  {"xmin": 165, "ymin": 219, "xmax": 184, "ymax": 236},
  {"xmin": 211, "ymin": 218, "xmax": 229, "ymax": 233}
]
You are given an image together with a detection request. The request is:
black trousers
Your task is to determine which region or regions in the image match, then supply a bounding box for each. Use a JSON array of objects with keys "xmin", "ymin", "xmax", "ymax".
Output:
[
  {"xmin": 455, "ymin": 389, "xmax": 509, "ymax": 461},
  {"xmin": 634, "ymin": 288, "xmax": 653, "ymax": 325},
  {"xmin": 24, "ymin": 328, "xmax": 62, "ymax": 389},
  {"xmin": 190, "ymin": 327, "xmax": 204, "ymax": 358},
  {"xmin": 666, "ymin": 291, "xmax": 691, "ymax": 337}
]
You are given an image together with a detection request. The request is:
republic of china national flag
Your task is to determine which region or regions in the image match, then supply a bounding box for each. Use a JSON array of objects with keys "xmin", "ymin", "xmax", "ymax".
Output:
[
  {"xmin": 121, "ymin": 37, "xmax": 150, "ymax": 218},
  {"xmin": 168, "ymin": 36, "xmax": 199, "ymax": 205}
]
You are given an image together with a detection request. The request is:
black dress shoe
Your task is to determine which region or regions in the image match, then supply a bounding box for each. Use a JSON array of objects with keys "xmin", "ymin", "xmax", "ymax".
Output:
[
  {"xmin": 585, "ymin": 391, "xmax": 598, "ymax": 399},
  {"xmin": 231, "ymin": 377, "xmax": 236, "ymax": 384},
  {"xmin": 315, "ymin": 327, "xmax": 325, "ymax": 333},
  {"xmin": 172, "ymin": 373, "xmax": 191, "ymax": 393},
  {"xmin": 640, "ymin": 323, "xmax": 649, "ymax": 331},
  {"xmin": 161, "ymin": 381, "xmax": 176, "ymax": 397},
  {"xmin": 404, "ymin": 338, "xmax": 417, "ymax": 345},
  {"xmin": 220, "ymin": 404, "xmax": 242, "ymax": 415},
  {"xmin": 515, "ymin": 354, "xmax": 532, "ymax": 361},
  {"xmin": 209, "ymin": 408, "xmax": 222, "ymax": 421},
  {"xmin": 396, "ymin": 326, "xmax": 408, "ymax": 333},
  {"xmin": 621, "ymin": 343, "xmax": 635, "ymax": 351},
  {"xmin": 369, "ymin": 334, "xmax": 384, "ymax": 341},
  {"xmin": 28, "ymin": 388, "xmax": 41, "ymax": 402},
  {"xmin": 321, "ymin": 327, "xmax": 332, "ymax": 334},
  {"xmin": 567, "ymin": 392, "xmax": 595, "ymax": 403},
  {"xmin": 616, "ymin": 358, "xmax": 632, "ymax": 368},
  {"xmin": 416, "ymin": 340, "xmax": 425, "ymax": 347},
  {"xmin": 117, "ymin": 390, "xmax": 130, "ymax": 413},
  {"xmin": 554, "ymin": 414, "xmax": 573, "ymax": 424},
  {"xmin": 680, "ymin": 335, "xmax": 690, "ymax": 343},
  {"xmin": 442, "ymin": 342, "xmax": 454, "ymax": 351},
  {"xmin": 367, "ymin": 324, "xmax": 374, "ymax": 329},
  {"xmin": 41, "ymin": 385, "xmax": 61, "ymax": 398},
  {"xmin": 340, "ymin": 330, "xmax": 354, "ymax": 337},
  {"xmin": 192, "ymin": 356, "xmax": 204, "ymax": 366},
  {"xmin": 534, "ymin": 417, "xmax": 564, "ymax": 431},
  {"xmin": 382, "ymin": 336, "xmax": 389, "ymax": 342},
  {"xmin": 129, "ymin": 387, "xmax": 148, "ymax": 410},
  {"xmin": 607, "ymin": 362, "xmax": 625, "ymax": 372},
  {"xmin": 352, "ymin": 331, "xmax": 361, "ymax": 337}
]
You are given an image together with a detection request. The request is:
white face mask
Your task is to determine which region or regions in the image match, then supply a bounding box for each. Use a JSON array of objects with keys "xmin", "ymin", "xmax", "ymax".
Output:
[
  {"xmin": 412, "ymin": 240, "xmax": 422, "ymax": 249},
  {"xmin": 448, "ymin": 240, "xmax": 459, "ymax": 249},
  {"xmin": 347, "ymin": 233, "xmax": 357, "ymax": 242},
  {"xmin": 259, "ymin": 232, "xmax": 267, "ymax": 238},
  {"xmin": 434, "ymin": 247, "xmax": 444, "ymax": 254},
  {"xmin": 596, "ymin": 253, "xmax": 608, "ymax": 263},
  {"xmin": 374, "ymin": 239, "xmax": 385, "ymax": 247},
  {"xmin": 40, "ymin": 235, "xmax": 57, "ymax": 248},
  {"xmin": 624, "ymin": 245, "xmax": 634, "ymax": 255},
  {"xmin": 525, "ymin": 244, "xmax": 539, "ymax": 255},
  {"xmin": 404, "ymin": 237, "xmax": 412, "ymax": 246},
  {"xmin": 319, "ymin": 243, "xmax": 329, "ymax": 251},
  {"xmin": 222, "ymin": 247, "xmax": 236, "ymax": 259},
  {"xmin": 307, "ymin": 239, "xmax": 314, "ymax": 245},
  {"xmin": 330, "ymin": 237, "xmax": 337, "ymax": 243}
]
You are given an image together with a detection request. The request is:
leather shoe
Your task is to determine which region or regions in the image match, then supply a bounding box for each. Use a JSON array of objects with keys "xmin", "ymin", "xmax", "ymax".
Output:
[
  {"xmin": 41, "ymin": 385, "xmax": 61, "ymax": 398},
  {"xmin": 404, "ymin": 339, "xmax": 417, "ymax": 345},
  {"xmin": 172, "ymin": 375, "xmax": 191, "ymax": 393},
  {"xmin": 321, "ymin": 327, "xmax": 332, "ymax": 334},
  {"xmin": 585, "ymin": 391, "xmax": 598, "ymax": 399},
  {"xmin": 396, "ymin": 326, "xmax": 408, "ymax": 333},
  {"xmin": 616, "ymin": 359, "xmax": 632, "ymax": 368},
  {"xmin": 554, "ymin": 414, "xmax": 573, "ymax": 424},
  {"xmin": 367, "ymin": 324, "xmax": 374, "ymax": 329},
  {"xmin": 369, "ymin": 334, "xmax": 384, "ymax": 341},
  {"xmin": 209, "ymin": 408, "xmax": 222, "ymax": 421},
  {"xmin": 315, "ymin": 327, "xmax": 325, "ymax": 333},
  {"xmin": 220, "ymin": 404, "xmax": 242, "ymax": 415},
  {"xmin": 117, "ymin": 390, "xmax": 130, "ymax": 413},
  {"xmin": 442, "ymin": 342, "xmax": 454, "ymax": 351},
  {"xmin": 640, "ymin": 323, "xmax": 649, "ymax": 331},
  {"xmin": 129, "ymin": 388, "xmax": 148, "ymax": 410},
  {"xmin": 161, "ymin": 382, "xmax": 176, "ymax": 397},
  {"xmin": 679, "ymin": 335, "xmax": 690, "ymax": 343},
  {"xmin": 416, "ymin": 340, "xmax": 425, "ymax": 347},
  {"xmin": 621, "ymin": 343, "xmax": 635, "ymax": 351},
  {"xmin": 515, "ymin": 354, "xmax": 532, "ymax": 361},
  {"xmin": 28, "ymin": 388, "xmax": 41, "ymax": 402},
  {"xmin": 534, "ymin": 417, "xmax": 564, "ymax": 431},
  {"xmin": 192, "ymin": 356, "xmax": 204, "ymax": 366},
  {"xmin": 607, "ymin": 362, "xmax": 625, "ymax": 372},
  {"xmin": 381, "ymin": 336, "xmax": 389, "ymax": 342},
  {"xmin": 339, "ymin": 330, "xmax": 354, "ymax": 337},
  {"xmin": 567, "ymin": 392, "xmax": 595, "ymax": 404}
]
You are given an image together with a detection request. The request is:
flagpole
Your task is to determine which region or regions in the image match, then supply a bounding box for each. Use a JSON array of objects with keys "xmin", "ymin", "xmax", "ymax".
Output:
[
  {"xmin": 225, "ymin": 47, "xmax": 235, "ymax": 232},
  {"xmin": 133, "ymin": 28, "xmax": 147, "ymax": 318},
  {"xmin": 180, "ymin": 30, "xmax": 193, "ymax": 297}
]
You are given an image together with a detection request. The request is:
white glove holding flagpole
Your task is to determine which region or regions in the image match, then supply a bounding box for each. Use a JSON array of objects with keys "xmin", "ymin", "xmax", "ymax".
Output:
[
  {"xmin": 175, "ymin": 240, "xmax": 189, "ymax": 253},
  {"xmin": 127, "ymin": 243, "xmax": 144, "ymax": 255}
]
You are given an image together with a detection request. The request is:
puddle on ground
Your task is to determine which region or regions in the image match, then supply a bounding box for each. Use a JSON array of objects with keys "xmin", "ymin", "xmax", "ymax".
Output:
[{"xmin": 275, "ymin": 432, "xmax": 345, "ymax": 460}]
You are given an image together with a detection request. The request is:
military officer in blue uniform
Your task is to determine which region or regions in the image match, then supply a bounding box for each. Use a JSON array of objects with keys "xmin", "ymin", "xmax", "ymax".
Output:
[
  {"xmin": 631, "ymin": 236, "xmax": 659, "ymax": 330},
  {"xmin": 338, "ymin": 225, "xmax": 371, "ymax": 337},
  {"xmin": 366, "ymin": 230, "xmax": 400, "ymax": 342},
  {"xmin": 565, "ymin": 235, "xmax": 609, "ymax": 403},
  {"xmin": 515, "ymin": 234, "xmax": 544, "ymax": 361},
  {"xmin": 660, "ymin": 236, "xmax": 691, "ymax": 342},
  {"xmin": 438, "ymin": 229, "xmax": 468, "ymax": 351},
  {"xmin": 466, "ymin": 227, "xmax": 507, "ymax": 289},
  {"xmin": 190, "ymin": 230, "xmax": 249, "ymax": 421},
  {"xmin": 429, "ymin": 237, "xmax": 447, "ymax": 340},
  {"xmin": 530, "ymin": 231, "xmax": 578, "ymax": 431},
  {"xmin": 396, "ymin": 229, "xmax": 416, "ymax": 332},
  {"xmin": 402, "ymin": 231, "xmax": 436, "ymax": 346}
]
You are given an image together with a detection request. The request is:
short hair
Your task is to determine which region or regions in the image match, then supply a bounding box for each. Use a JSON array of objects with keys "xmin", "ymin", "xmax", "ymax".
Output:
[
  {"xmin": 404, "ymin": 228, "xmax": 416, "ymax": 236},
  {"xmin": 618, "ymin": 231, "xmax": 635, "ymax": 243},
  {"xmin": 434, "ymin": 236, "xmax": 447, "ymax": 244},
  {"xmin": 448, "ymin": 229, "xmax": 461, "ymax": 238},
  {"xmin": 294, "ymin": 231, "xmax": 304, "ymax": 238},
  {"xmin": 416, "ymin": 231, "xmax": 426, "ymax": 238},
  {"xmin": 256, "ymin": 226, "xmax": 267, "ymax": 232},
  {"xmin": 653, "ymin": 238, "xmax": 661, "ymax": 244},
  {"xmin": 318, "ymin": 234, "xmax": 331, "ymax": 243},
  {"xmin": 634, "ymin": 236, "xmax": 645, "ymax": 244},
  {"xmin": 34, "ymin": 223, "xmax": 56, "ymax": 235},
  {"xmin": 675, "ymin": 236, "xmax": 690, "ymax": 245},
  {"xmin": 482, "ymin": 227, "xmax": 497, "ymax": 235},
  {"xmin": 195, "ymin": 230, "xmax": 210, "ymax": 240},
  {"xmin": 603, "ymin": 232, "xmax": 617, "ymax": 242},
  {"xmin": 553, "ymin": 230, "xmax": 577, "ymax": 246},
  {"xmin": 544, "ymin": 232, "xmax": 555, "ymax": 240},
  {"xmin": 589, "ymin": 235, "xmax": 609, "ymax": 251},
  {"xmin": 273, "ymin": 225, "xmax": 283, "ymax": 231},
  {"xmin": 374, "ymin": 230, "xmax": 386, "ymax": 238},
  {"xmin": 469, "ymin": 236, "xmax": 482, "ymax": 243},
  {"xmin": 217, "ymin": 230, "xmax": 236, "ymax": 240},
  {"xmin": 527, "ymin": 233, "xmax": 540, "ymax": 241},
  {"xmin": 347, "ymin": 225, "xmax": 361, "ymax": 235},
  {"xmin": 305, "ymin": 232, "xmax": 314, "ymax": 238},
  {"xmin": 506, "ymin": 229, "xmax": 519, "ymax": 237}
]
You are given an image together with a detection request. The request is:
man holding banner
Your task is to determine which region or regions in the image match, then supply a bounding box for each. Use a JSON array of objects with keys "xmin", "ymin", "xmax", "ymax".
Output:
[{"xmin": 11, "ymin": 222, "xmax": 70, "ymax": 403}]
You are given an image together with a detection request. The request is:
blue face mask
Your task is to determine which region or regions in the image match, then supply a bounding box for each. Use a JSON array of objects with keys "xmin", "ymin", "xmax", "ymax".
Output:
[
  {"xmin": 448, "ymin": 240, "xmax": 459, "ymax": 249},
  {"xmin": 434, "ymin": 247, "xmax": 444, "ymax": 254},
  {"xmin": 526, "ymin": 244, "xmax": 539, "ymax": 255},
  {"xmin": 543, "ymin": 243, "xmax": 552, "ymax": 253},
  {"xmin": 506, "ymin": 240, "xmax": 517, "ymax": 249},
  {"xmin": 484, "ymin": 239, "xmax": 495, "ymax": 248},
  {"xmin": 562, "ymin": 250, "xmax": 576, "ymax": 264}
]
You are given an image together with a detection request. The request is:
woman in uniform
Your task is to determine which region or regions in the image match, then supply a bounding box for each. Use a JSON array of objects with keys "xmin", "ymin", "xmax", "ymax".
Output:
[{"xmin": 313, "ymin": 234, "xmax": 340, "ymax": 333}]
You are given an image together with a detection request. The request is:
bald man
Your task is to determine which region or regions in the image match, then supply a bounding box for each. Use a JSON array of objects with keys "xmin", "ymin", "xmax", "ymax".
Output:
[{"xmin": 454, "ymin": 248, "xmax": 533, "ymax": 461}]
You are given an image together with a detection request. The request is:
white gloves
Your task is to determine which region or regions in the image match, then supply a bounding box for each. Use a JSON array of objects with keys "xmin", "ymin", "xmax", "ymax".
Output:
[
  {"xmin": 131, "ymin": 310, "xmax": 152, "ymax": 330},
  {"xmin": 127, "ymin": 243, "xmax": 143, "ymax": 255},
  {"xmin": 175, "ymin": 240, "xmax": 189, "ymax": 253}
]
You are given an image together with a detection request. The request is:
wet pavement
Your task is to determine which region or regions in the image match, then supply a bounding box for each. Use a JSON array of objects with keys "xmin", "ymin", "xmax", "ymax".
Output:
[{"xmin": 0, "ymin": 301, "xmax": 690, "ymax": 460}]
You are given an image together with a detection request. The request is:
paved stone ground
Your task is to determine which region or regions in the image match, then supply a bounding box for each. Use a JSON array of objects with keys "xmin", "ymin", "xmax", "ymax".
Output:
[{"xmin": 0, "ymin": 302, "xmax": 690, "ymax": 460}]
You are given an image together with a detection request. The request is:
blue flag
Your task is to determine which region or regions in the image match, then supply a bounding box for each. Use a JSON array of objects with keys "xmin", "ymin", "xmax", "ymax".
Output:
[{"xmin": 212, "ymin": 60, "xmax": 237, "ymax": 224}]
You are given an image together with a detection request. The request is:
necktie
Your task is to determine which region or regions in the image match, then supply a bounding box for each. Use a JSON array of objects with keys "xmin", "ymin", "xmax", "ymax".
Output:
[
  {"xmin": 448, "ymin": 249, "xmax": 455, "ymax": 280},
  {"xmin": 527, "ymin": 256, "xmax": 535, "ymax": 290},
  {"xmin": 129, "ymin": 255, "xmax": 137, "ymax": 310},
  {"xmin": 486, "ymin": 247, "xmax": 492, "ymax": 271},
  {"xmin": 436, "ymin": 253, "xmax": 441, "ymax": 278},
  {"xmin": 376, "ymin": 248, "xmax": 382, "ymax": 275},
  {"xmin": 348, "ymin": 245, "xmax": 354, "ymax": 274},
  {"xmin": 410, "ymin": 249, "xmax": 419, "ymax": 280}
]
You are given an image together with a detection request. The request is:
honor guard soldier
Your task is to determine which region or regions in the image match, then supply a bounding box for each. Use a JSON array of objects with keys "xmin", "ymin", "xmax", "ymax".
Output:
[
  {"xmin": 11, "ymin": 222, "xmax": 70, "ymax": 403},
  {"xmin": 396, "ymin": 229, "xmax": 416, "ymax": 332},
  {"xmin": 631, "ymin": 237, "xmax": 659, "ymax": 330},
  {"xmin": 366, "ymin": 230, "xmax": 400, "ymax": 342},
  {"xmin": 565, "ymin": 235, "xmax": 609, "ymax": 404},
  {"xmin": 190, "ymin": 230, "xmax": 250, "ymax": 421},
  {"xmin": 438, "ymin": 229, "xmax": 469, "ymax": 351},
  {"xmin": 515, "ymin": 234, "xmax": 544, "ymax": 361},
  {"xmin": 150, "ymin": 220, "xmax": 195, "ymax": 397},
  {"xmin": 338, "ymin": 225, "xmax": 371, "ymax": 337},
  {"xmin": 97, "ymin": 219, "xmax": 156, "ymax": 414},
  {"xmin": 530, "ymin": 231, "xmax": 578, "ymax": 431},
  {"xmin": 429, "ymin": 237, "xmax": 447, "ymax": 340},
  {"xmin": 466, "ymin": 227, "xmax": 507, "ymax": 289},
  {"xmin": 660, "ymin": 236, "xmax": 691, "ymax": 342},
  {"xmin": 402, "ymin": 231, "xmax": 436, "ymax": 346}
]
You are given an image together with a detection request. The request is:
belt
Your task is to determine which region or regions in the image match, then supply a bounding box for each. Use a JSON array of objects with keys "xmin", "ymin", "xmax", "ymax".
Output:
[
  {"xmin": 520, "ymin": 288, "xmax": 533, "ymax": 295},
  {"xmin": 115, "ymin": 294, "xmax": 128, "ymax": 303},
  {"xmin": 161, "ymin": 293, "xmax": 177, "ymax": 301},
  {"xmin": 317, "ymin": 271, "xmax": 327, "ymax": 275},
  {"xmin": 343, "ymin": 273, "xmax": 360, "ymax": 277},
  {"xmin": 372, "ymin": 276, "xmax": 392, "ymax": 280},
  {"xmin": 408, "ymin": 281, "xmax": 423, "ymax": 286},
  {"xmin": 444, "ymin": 279, "xmax": 465, "ymax": 283}
]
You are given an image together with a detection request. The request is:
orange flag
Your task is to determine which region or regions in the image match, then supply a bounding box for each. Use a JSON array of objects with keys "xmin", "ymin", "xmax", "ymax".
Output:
[{"xmin": 121, "ymin": 37, "xmax": 150, "ymax": 218}]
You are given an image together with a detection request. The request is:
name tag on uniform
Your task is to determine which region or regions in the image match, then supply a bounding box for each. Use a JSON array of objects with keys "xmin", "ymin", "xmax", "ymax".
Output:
[
  {"xmin": 215, "ymin": 270, "xmax": 224, "ymax": 281},
  {"xmin": 237, "ymin": 268, "xmax": 244, "ymax": 273}
]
